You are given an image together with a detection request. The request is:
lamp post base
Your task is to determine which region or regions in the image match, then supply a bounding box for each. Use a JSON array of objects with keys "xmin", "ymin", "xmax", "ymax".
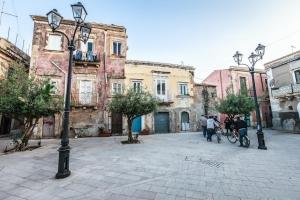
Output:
[
  {"xmin": 56, "ymin": 145, "xmax": 71, "ymax": 179},
  {"xmin": 256, "ymin": 131, "xmax": 267, "ymax": 150},
  {"xmin": 56, "ymin": 169, "xmax": 71, "ymax": 179}
]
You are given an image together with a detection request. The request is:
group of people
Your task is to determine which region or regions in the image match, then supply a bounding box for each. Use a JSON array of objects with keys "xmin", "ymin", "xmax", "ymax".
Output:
[
  {"xmin": 200, "ymin": 115, "xmax": 220, "ymax": 142},
  {"xmin": 200, "ymin": 115, "xmax": 248, "ymax": 147}
]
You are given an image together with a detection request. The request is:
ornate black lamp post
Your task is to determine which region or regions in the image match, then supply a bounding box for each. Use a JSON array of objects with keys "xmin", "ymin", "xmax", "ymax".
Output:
[
  {"xmin": 233, "ymin": 44, "xmax": 267, "ymax": 150},
  {"xmin": 46, "ymin": 2, "xmax": 91, "ymax": 179}
]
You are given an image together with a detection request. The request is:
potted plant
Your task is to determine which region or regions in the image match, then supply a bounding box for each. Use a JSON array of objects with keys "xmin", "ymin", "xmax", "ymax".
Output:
[
  {"xmin": 140, "ymin": 128, "xmax": 150, "ymax": 135},
  {"xmin": 98, "ymin": 127, "xmax": 111, "ymax": 137}
]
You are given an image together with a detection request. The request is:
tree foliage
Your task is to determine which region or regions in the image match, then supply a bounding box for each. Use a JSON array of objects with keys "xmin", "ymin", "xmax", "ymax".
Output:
[
  {"xmin": 109, "ymin": 88, "xmax": 158, "ymax": 142},
  {"xmin": 216, "ymin": 92, "xmax": 255, "ymax": 119},
  {"xmin": 0, "ymin": 62, "xmax": 63, "ymax": 150}
]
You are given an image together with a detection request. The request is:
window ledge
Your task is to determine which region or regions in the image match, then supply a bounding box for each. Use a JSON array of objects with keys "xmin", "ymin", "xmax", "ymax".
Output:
[
  {"xmin": 176, "ymin": 95, "xmax": 191, "ymax": 98},
  {"xmin": 110, "ymin": 54, "xmax": 125, "ymax": 59},
  {"xmin": 44, "ymin": 49, "xmax": 64, "ymax": 53}
]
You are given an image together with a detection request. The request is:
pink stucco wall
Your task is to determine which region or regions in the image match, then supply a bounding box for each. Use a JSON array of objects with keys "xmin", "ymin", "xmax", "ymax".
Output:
[
  {"xmin": 202, "ymin": 67, "xmax": 271, "ymax": 127},
  {"xmin": 30, "ymin": 16, "xmax": 127, "ymax": 137}
]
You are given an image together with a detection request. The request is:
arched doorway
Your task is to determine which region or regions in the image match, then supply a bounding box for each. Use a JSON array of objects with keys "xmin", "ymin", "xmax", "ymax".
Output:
[{"xmin": 181, "ymin": 111, "xmax": 189, "ymax": 131}]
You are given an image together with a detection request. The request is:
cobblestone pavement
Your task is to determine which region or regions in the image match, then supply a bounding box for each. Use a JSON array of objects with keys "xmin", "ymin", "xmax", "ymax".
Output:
[{"xmin": 0, "ymin": 129, "xmax": 299, "ymax": 200}]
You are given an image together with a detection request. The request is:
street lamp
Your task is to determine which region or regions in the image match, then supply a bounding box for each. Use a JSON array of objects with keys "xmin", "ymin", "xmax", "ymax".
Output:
[
  {"xmin": 233, "ymin": 44, "xmax": 267, "ymax": 150},
  {"xmin": 46, "ymin": 2, "xmax": 91, "ymax": 179}
]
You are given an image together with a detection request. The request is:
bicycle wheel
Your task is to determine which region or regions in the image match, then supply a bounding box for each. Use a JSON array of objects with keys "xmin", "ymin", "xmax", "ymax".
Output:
[
  {"xmin": 217, "ymin": 134, "xmax": 221, "ymax": 143},
  {"xmin": 227, "ymin": 132, "xmax": 238, "ymax": 143},
  {"xmin": 243, "ymin": 136, "xmax": 250, "ymax": 148}
]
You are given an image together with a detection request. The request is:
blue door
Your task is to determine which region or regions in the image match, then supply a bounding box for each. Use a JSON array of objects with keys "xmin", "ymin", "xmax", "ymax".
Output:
[{"xmin": 132, "ymin": 116, "xmax": 142, "ymax": 133}]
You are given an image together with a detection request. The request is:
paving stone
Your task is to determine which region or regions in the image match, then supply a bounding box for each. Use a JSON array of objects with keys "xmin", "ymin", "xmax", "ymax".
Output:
[
  {"xmin": 133, "ymin": 189, "xmax": 157, "ymax": 200},
  {"xmin": 0, "ymin": 130, "xmax": 299, "ymax": 200}
]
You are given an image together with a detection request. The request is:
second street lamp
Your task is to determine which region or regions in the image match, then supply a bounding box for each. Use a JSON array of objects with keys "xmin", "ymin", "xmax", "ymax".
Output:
[
  {"xmin": 233, "ymin": 44, "xmax": 267, "ymax": 150},
  {"xmin": 46, "ymin": 2, "xmax": 92, "ymax": 179}
]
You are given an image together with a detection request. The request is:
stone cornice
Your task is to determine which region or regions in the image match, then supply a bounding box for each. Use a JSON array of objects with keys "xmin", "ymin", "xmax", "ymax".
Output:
[
  {"xmin": 126, "ymin": 60, "xmax": 195, "ymax": 71},
  {"xmin": 31, "ymin": 15, "xmax": 126, "ymax": 33},
  {"xmin": 264, "ymin": 51, "xmax": 300, "ymax": 70}
]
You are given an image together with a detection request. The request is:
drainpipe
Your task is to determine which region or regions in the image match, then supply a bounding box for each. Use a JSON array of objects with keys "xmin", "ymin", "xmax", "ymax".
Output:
[
  {"xmin": 219, "ymin": 70, "xmax": 224, "ymax": 99},
  {"xmin": 103, "ymin": 30, "xmax": 108, "ymax": 128},
  {"xmin": 51, "ymin": 61, "xmax": 67, "ymax": 103},
  {"xmin": 259, "ymin": 72, "xmax": 264, "ymax": 92}
]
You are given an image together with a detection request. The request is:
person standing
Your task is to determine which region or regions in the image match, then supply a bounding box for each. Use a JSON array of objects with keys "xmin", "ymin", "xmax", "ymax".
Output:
[
  {"xmin": 200, "ymin": 115, "xmax": 207, "ymax": 137},
  {"xmin": 224, "ymin": 117, "xmax": 231, "ymax": 134},
  {"xmin": 234, "ymin": 116, "xmax": 248, "ymax": 147},
  {"xmin": 207, "ymin": 116, "xmax": 219, "ymax": 142}
]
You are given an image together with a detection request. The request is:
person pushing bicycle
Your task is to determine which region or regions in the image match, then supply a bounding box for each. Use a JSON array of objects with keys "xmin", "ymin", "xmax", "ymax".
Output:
[{"xmin": 234, "ymin": 116, "xmax": 248, "ymax": 147}]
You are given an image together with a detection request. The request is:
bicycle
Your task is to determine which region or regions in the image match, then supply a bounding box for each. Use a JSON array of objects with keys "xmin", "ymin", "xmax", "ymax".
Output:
[
  {"xmin": 212, "ymin": 126, "xmax": 223, "ymax": 143},
  {"xmin": 227, "ymin": 128, "xmax": 250, "ymax": 147}
]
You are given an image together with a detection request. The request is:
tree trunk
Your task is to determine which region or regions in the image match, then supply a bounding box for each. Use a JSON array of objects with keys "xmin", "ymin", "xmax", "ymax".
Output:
[
  {"xmin": 127, "ymin": 118, "xmax": 133, "ymax": 142},
  {"xmin": 18, "ymin": 119, "xmax": 38, "ymax": 151}
]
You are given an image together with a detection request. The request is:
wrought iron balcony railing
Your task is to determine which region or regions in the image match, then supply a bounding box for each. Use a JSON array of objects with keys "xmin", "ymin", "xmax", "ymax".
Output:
[
  {"xmin": 156, "ymin": 93, "xmax": 174, "ymax": 105},
  {"xmin": 272, "ymin": 84, "xmax": 300, "ymax": 98},
  {"xmin": 71, "ymin": 92, "xmax": 98, "ymax": 107},
  {"xmin": 73, "ymin": 50, "xmax": 100, "ymax": 63}
]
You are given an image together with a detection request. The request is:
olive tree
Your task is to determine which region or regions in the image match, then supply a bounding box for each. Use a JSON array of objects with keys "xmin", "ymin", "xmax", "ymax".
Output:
[
  {"xmin": 109, "ymin": 88, "xmax": 158, "ymax": 143},
  {"xmin": 216, "ymin": 93, "xmax": 255, "ymax": 119},
  {"xmin": 0, "ymin": 62, "xmax": 63, "ymax": 150}
]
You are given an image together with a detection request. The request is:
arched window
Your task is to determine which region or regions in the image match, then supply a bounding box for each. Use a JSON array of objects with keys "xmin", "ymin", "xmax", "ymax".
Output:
[{"xmin": 295, "ymin": 70, "xmax": 300, "ymax": 84}]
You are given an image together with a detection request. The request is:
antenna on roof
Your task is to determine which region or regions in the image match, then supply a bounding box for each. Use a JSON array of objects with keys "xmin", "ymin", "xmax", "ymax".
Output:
[
  {"xmin": 7, "ymin": 26, "xmax": 10, "ymax": 40},
  {"xmin": 0, "ymin": 0, "xmax": 18, "ymax": 26},
  {"xmin": 14, "ymin": 33, "xmax": 18, "ymax": 45},
  {"xmin": 291, "ymin": 45, "xmax": 296, "ymax": 54}
]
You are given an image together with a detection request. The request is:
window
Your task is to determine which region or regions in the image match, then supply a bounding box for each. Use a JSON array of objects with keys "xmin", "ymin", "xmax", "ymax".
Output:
[
  {"xmin": 179, "ymin": 83, "xmax": 188, "ymax": 95},
  {"xmin": 240, "ymin": 77, "xmax": 247, "ymax": 95},
  {"xmin": 295, "ymin": 70, "xmax": 300, "ymax": 84},
  {"xmin": 156, "ymin": 80, "xmax": 166, "ymax": 95},
  {"xmin": 81, "ymin": 39, "xmax": 93, "ymax": 52},
  {"xmin": 79, "ymin": 80, "xmax": 92, "ymax": 104},
  {"xmin": 113, "ymin": 42, "xmax": 122, "ymax": 56},
  {"xmin": 112, "ymin": 83, "xmax": 122, "ymax": 94},
  {"xmin": 156, "ymin": 79, "xmax": 167, "ymax": 100},
  {"xmin": 50, "ymin": 80, "xmax": 59, "ymax": 94},
  {"xmin": 132, "ymin": 81, "xmax": 142, "ymax": 93},
  {"xmin": 47, "ymin": 34, "xmax": 62, "ymax": 51}
]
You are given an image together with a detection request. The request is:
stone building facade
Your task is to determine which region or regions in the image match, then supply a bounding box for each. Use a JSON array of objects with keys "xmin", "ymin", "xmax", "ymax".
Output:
[
  {"xmin": 192, "ymin": 83, "xmax": 218, "ymax": 129},
  {"xmin": 264, "ymin": 51, "xmax": 300, "ymax": 132},
  {"xmin": 202, "ymin": 66, "xmax": 272, "ymax": 127},
  {"xmin": 0, "ymin": 37, "xmax": 30, "ymax": 136},
  {"xmin": 124, "ymin": 60, "xmax": 197, "ymax": 134},
  {"xmin": 30, "ymin": 16, "xmax": 127, "ymax": 138}
]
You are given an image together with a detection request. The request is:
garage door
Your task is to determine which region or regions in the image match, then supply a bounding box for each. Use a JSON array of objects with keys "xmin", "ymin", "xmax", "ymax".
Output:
[{"xmin": 154, "ymin": 112, "xmax": 169, "ymax": 133}]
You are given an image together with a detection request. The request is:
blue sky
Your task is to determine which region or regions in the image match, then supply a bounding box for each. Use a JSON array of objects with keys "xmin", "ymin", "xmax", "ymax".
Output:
[{"xmin": 1, "ymin": 0, "xmax": 300, "ymax": 81}]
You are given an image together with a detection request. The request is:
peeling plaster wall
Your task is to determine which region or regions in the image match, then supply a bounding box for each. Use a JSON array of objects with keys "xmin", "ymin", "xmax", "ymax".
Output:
[
  {"xmin": 192, "ymin": 84, "xmax": 218, "ymax": 130},
  {"xmin": 30, "ymin": 16, "xmax": 127, "ymax": 138}
]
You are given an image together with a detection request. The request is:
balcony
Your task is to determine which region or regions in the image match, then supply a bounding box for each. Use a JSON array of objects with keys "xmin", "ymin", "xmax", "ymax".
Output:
[
  {"xmin": 272, "ymin": 84, "xmax": 300, "ymax": 99},
  {"xmin": 73, "ymin": 50, "xmax": 100, "ymax": 67},
  {"xmin": 156, "ymin": 94, "xmax": 174, "ymax": 106},
  {"xmin": 71, "ymin": 92, "xmax": 98, "ymax": 108}
]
